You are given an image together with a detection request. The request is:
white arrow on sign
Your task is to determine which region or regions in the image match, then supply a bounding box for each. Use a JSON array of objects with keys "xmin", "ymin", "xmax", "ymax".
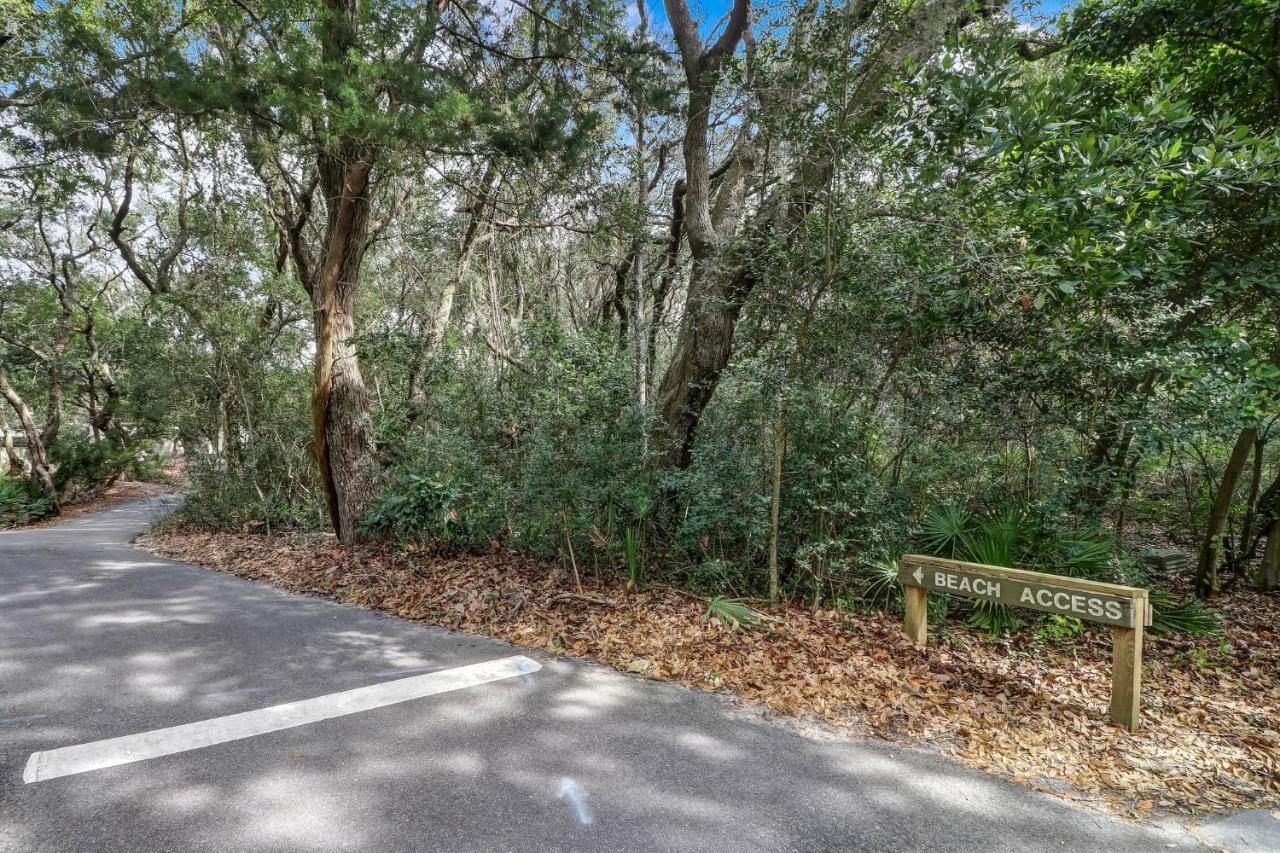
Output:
[{"xmin": 912, "ymin": 566, "xmax": 924, "ymax": 584}]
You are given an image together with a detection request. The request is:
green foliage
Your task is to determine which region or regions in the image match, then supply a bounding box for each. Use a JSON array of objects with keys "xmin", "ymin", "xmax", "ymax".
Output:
[
  {"xmin": 175, "ymin": 464, "xmax": 322, "ymax": 533},
  {"xmin": 1034, "ymin": 614, "xmax": 1086, "ymax": 643},
  {"xmin": 913, "ymin": 499, "xmax": 1225, "ymax": 637},
  {"xmin": 857, "ymin": 556, "xmax": 904, "ymax": 610},
  {"xmin": 968, "ymin": 601, "xmax": 1020, "ymax": 637},
  {"xmin": 367, "ymin": 324, "xmax": 653, "ymax": 562},
  {"xmin": 363, "ymin": 473, "xmax": 464, "ymax": 541},
  {"xmin": 49, "ymin": 437, "xmax": 141, "ymax": 497},
  {"xmin": 623, "ymin": 523, "xmax": 643, "ymax": 591},
  {"xmin": 1148, "ymin": 589, "xmax": 1222, "ymax": 636},
  {"xmin": 0, "ymin": 476, "xmax": 55, "ymax": 525},
  {"xmin": 914, "ymin": 501, "xmax": 1133, "ymax": 635},
  {"xmin": 702, "ymin": 596, "xmax": 766, "ymax": 632},
  {"xmin": 1059, "ymin": 537, "xmax": 1115, "ymax": 577},
  {"xmin": 962, "ymin": 516, "xmax": 1020, "ymax": 570},
  {"xmin": 0, "ymin": 0, "xmax": 1273, "ymax": 655},
  {"xmin": 919, "ymin": 505, "xmax": 970, "ymax": 559}
]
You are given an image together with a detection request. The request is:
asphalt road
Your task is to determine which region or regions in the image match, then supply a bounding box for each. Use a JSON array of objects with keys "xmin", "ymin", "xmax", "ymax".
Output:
[{"xmin": 0, "ymin": 499, "xmax": 1205, "ymax": 852}]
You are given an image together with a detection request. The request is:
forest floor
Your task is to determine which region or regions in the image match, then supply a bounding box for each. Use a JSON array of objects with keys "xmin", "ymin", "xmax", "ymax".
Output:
[
  {"xmin": 16, "ymin": 480, "xmax": 175, "ymax": 529},
  {"xmin": 138, "ymin": 528, "xmax": 1280, "ymax": 824}
]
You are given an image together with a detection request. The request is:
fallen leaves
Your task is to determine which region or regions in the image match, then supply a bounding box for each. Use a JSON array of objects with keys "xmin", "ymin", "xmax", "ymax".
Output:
[{"xmin": 137, "ymin": 528, "xmax": 1280, "ymax": 821}]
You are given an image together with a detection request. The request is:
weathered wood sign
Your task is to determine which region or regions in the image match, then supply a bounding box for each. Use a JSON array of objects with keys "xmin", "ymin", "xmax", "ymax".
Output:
[{"xmin": 898, "ymin": 554, "xmax": 1150, "ymax": 732}]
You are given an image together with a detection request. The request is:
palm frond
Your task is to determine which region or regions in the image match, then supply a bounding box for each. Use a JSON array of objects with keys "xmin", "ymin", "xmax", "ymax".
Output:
[
  {"xmin": 703, "ymin": 596, "xmax": 767, "ymax": 632},
  {"xmin": 919, "ymin": 504, "xmax": 971, "ymax": 558}
]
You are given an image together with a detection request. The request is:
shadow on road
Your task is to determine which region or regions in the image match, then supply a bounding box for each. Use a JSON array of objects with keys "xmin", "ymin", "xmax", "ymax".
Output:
[{"xmin": 0, "ymin": 500, "xmax": 1191, "ymax": 852}]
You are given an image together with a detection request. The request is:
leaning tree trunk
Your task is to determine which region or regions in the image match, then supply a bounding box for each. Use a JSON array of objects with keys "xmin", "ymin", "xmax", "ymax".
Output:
[
  {"xmin": 652, "ymin": 261, "xmax": 755, "ymax": 468},
  {"xmin": 0, "ymin": 367, "xmax": 58, "ymax": 507},
  {"xmin": 1196, "ymin": 426, "xmax": 1257, "ymax": 597},
  {"xmin": 312, "ymin": 154, "xmax": 379, "ymax": 544}
]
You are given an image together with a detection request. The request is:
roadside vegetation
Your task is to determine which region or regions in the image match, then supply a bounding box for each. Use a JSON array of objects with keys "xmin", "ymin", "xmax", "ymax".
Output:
[{"xmin": 3, "ymin": 0, "xmax": 1279, "ymax": 818}]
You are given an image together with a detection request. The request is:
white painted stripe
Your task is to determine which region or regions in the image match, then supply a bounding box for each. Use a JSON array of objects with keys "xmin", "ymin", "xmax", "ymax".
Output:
[{"xmin": 23, "ymin": 655, "xmax": 540, "ymax": 783}]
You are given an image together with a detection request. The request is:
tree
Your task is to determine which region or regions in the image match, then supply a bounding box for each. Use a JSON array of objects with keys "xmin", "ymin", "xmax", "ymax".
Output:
[
  {"xmin": 13, "ymin": 0, "xmax": 611, "ymax": 541},
  {"xmin": 651, "ymin": 0, "xmax": 1002, "ymax": 471}
]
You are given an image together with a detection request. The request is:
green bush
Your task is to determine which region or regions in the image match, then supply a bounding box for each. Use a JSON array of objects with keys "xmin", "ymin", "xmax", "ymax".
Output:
[
  {"xmin": 174, "ymin": 461, "xmax": 322, "ymax": 532},
  {"xmin": 363, "ymin": 472, "xmax": 465, "ymax": 541},
  {"xmin": 369, "ymin": 323, "xmax": 653, "ymax": 566},
  {"xmin": 0, "ymin": 476, "xmax": 55, "ymax": 525},
  {"xmin": 50, "ymin": 436, "xmax": 141, "ymax": 497}
]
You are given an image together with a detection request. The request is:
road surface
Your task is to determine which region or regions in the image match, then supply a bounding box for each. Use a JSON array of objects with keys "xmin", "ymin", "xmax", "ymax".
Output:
[{"xmin": 1, "ymin": 499, "xmax": 1207, "ymax": 851}]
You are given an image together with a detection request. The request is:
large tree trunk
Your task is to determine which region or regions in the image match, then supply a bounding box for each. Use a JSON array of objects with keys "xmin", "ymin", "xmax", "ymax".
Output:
[
  {"xmin": 300, "ymin": 0, "xmax": 383, "ymax": 544},
  {"xmin": 1196, "ymin": 426, "xmax": 1257, "ymax": 597},
  {"xmin": 312, "ymin": 154, "xmax": 379, "ymax": 544},
  {"xmin": 653, "ymin": 262, "xmax": 755, "ymax": 468}
]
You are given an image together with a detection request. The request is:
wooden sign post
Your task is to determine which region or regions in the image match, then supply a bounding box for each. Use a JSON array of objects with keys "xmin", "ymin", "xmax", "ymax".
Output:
[{"xmin": 898, "ymin": 554, "xmax": 1150, "ymax": 732}]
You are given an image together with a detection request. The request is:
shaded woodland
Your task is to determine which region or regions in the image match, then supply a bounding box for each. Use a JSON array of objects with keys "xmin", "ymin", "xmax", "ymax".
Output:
[{"xmin": 2, "ymin": 0, "xmax": 1279, "ymax": 634}]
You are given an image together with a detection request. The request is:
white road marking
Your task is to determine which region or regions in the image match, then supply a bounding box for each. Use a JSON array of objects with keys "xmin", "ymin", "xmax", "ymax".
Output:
[{"xmin": 23, "ymin": 655, "xmax": 540, "ymax": 783}]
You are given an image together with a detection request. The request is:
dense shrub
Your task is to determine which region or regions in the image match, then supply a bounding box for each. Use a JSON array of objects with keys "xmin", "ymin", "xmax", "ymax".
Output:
[{"xmin": 0, "ymin": 475, "xmax": 56, "ymax": 525}]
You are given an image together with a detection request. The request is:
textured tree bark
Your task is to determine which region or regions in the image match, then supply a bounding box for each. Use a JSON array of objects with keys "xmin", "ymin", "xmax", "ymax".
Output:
[
  {"xmin": 0, "ymin": 367, "xmax": 58, "ymax": 506},
  {"xmin": 311, "ymin": 154, "xmax": 379, "ymax": 544},
  {"xmin": 653, "ymin": 262, "xmax": 755, "ymax": 468},
  {"xmin": 1196, "ymin": 426, "xmax": 1257, "ymax": 597},
  {"xmin": 243, "ymin": 143, "xmax": 379, "ymax": 546},
  {"xmin": 0, "ymin": 408, "xmax": 26, "ymax": 476},
  {"xmin": 292, "ymin": 0, "xmax": 384, "ymax": 544}
]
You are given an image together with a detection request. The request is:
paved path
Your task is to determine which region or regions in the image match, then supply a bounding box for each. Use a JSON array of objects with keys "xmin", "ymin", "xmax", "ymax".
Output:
[{"xmin": 0, "ymin": 500, "xmax": 1205, "ymax": 851}]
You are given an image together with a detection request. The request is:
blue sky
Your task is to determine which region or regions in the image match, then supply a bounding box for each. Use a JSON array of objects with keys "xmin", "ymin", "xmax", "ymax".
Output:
[{"xmin": 638, "ymin": 0, "xmax": 1071, "ymax": 40}]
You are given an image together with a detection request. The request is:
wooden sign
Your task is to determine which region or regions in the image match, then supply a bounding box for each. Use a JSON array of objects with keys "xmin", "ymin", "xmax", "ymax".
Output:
[{"xmin": 898, "ymin": 554, "xmax": 1150, "ymax": 732}]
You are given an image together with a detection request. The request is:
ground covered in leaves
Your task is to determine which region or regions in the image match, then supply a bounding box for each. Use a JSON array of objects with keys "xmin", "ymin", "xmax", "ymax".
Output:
[{"xmin": 138, "ymin": 529, "xmax": 1279, "ymax": 821}]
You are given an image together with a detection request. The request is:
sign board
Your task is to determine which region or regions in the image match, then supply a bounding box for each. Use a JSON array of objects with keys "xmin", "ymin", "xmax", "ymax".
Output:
[
  {"xmin": 897, "ymin": 556, "xmax": 1149, "ymax": 628},
  {"xmin": 898, "ymin": 554, "xmax": 1150, "ymax": 732}
]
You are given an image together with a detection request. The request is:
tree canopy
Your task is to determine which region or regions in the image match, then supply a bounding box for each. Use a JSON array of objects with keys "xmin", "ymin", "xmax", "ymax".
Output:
[{"xmin": 3, "ymin": 0, "xmax": 1278, "ymax": 609}]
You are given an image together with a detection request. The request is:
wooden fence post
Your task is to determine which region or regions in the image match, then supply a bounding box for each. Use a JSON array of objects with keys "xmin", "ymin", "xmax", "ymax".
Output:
[
  {"xmin": 1109, "ymin": 597, "xmax": 1145, "ymax": 732},
  {"xmin": 904, "ymin": 585, "xmax": 928, "ymax": 648}
]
